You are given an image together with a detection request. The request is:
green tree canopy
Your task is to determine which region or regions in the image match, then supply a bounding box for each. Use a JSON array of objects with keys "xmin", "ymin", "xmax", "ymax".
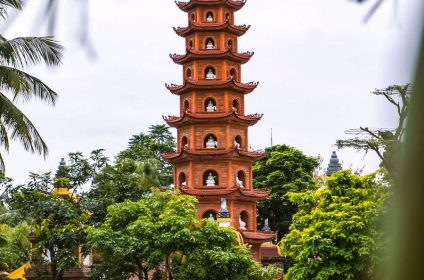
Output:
[
  {"xmin": 0, "ymin": 223, "xmax": 30, "ymax": 272},
  {"xmin": 253, "ymin": 144, "xmax": 319, "ymax": 238},
  {"xmin": 281, "ymin": 170, "xmax": 389, "ymax": 280},
  {"xmin": 117, "ymin": 124, "xmax": 175, "ymax": 187},
  {"xmin": 88, "ymin": 190, "xmax": 280, "ymax": 280}
]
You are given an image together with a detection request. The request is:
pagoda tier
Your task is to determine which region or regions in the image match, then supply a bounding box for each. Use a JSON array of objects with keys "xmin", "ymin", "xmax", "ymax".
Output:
[
  {"xmin": 163, "ymin": 147, "xmax": 265, "ymax": 164},
  {"xmin": 170, "ymin": 49, "xmax": 253, "ymax": 65},
  {"xmin": 163, "ymin": 111, "xmax": 263, "ymax": 128},
  {"xmin": 180, "ymin": 187, "xmax": 270, "ymax": 201},
  {"xmin": 174, "ymin": 21, "xmax": 250, "ymax": 37},
  {"xmin": 176, "ymin": 0, "xmax": 246, "ymax": 12},
  {"xmin": 165, "ymin": 79, "xmax": 258, "ymax": 95}
]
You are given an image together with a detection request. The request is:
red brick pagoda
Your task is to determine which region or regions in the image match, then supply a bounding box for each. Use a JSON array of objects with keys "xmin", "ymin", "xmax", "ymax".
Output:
[{"xmin": 163, "ymin": 0, "xmax": 276, "ymax": 261}]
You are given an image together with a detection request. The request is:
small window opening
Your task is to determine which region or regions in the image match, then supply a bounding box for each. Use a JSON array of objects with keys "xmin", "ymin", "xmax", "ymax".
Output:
[
  {"xmin": 183, "ymin": 100, "xmax": 190, "ymax": 112},
  {"xmin": 229, "ymin": 68, "xmax": 237, "ymax": 80},
  {"xmin": 186, "ymin": 68, "xmax": 192, "ymax": 79},
  {"xmin": 179, "ymin": 172, "xmax": 187, "ymax": 188},
  {"xmin": 227, "ymin": 39, "xmax": 233, "ymax": 50},
  {"xmin": 191, "ymin": 13, "xmax": 196, "ymax": 22},
  {"xmin": 235, "ymin": 135, "xmax": 242, "ymax": 149},
  {"xmin": 236, "ymin": 171, "xmax": 246, "ymax": 188},
  {"xmin": 232, "ymin": 100, "xmax": 240, "ymax": 113},
  {"xmin": 239, "ymin": 211, "xmax": 249, "ymax": 230},
  {"xmin": 181, "ymin": 136, "xmax": 188, "ymax": 150},
  {"xmin": 188, "ymin": 40, "xmax": 194, "ymax": 49}
]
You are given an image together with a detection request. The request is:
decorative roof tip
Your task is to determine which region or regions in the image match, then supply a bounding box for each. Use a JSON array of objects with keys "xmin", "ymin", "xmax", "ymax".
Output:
[{"xmin": 176, "ymin": 0, "xmax": 247, "ymax": 12}]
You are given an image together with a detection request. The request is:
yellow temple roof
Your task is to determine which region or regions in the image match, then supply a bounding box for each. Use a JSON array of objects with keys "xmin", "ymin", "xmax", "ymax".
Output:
[{"xmin": 6, "ymin": 262, "xmax": 30, "ymax": 280}]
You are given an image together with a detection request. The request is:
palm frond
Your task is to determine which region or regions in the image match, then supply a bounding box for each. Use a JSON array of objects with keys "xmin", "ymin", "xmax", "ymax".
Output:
[
  {"xmin": 0, "ymin": 121, "xmax": 9, "ymax": 150},
  {"xmin": 0, "ymin": 36, "xmax": 63, "ymax": 68},
  {"xmin": 0, "ymin": 150, "xmax": 4, "ymax": 171},
  {"xmin": 0, "ymin": 0, "xmax": 22, "ymax": 8},
  {"xmin": 0, "ymin": 91, "xmax": 48, "ymax": 158},
  {"xmin": 0, "ymin": 0, "xmax": 22, "ymax": 20},
  {"xmin": 0, "ymin": 66, "xmax": 57, "ymax": 105}
]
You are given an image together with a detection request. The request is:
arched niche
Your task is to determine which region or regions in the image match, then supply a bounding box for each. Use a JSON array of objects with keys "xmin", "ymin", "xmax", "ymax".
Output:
[
  {"xmin": 204, "ymin": 134, "xmax": 218, "ymax": 149},
  {"xmin": 206, "ymin": 11, "xmax": 214, "ymax": 23},
  {"xmin": 190, "ymin": 12, "xmax": 196, "ymax": 22},
  {"xmin": 227, "ymin": 39, "xmax": 234, "ymax": 50},
  {"xmin": 183, "ymin": 100, "xmax": 190, "ymax": 112},
  {"xmin": 205, "ymin": 98, "xmax": 217, "ymax": 112},
  {"xmin": 205, "ymin": 38, "xmax": 215, "ymax": 49},
  {"xmin": 202, "ymin": 210, "xmax": 218, "ymax": 221},
  {"xmin": 188, "ymin": 40, "xmax": 194, "ymax": 49},
  {"xmin": 229, "ymin": 68, "xmax": 237, "ymax": 81},
  {"xmin": 203, "ymin": 170, "xmax": 219, "ymax": 186},
  {"xmin": 181, "ymin": 136, "xmax": 188, "ymax": 150},
  {"xmin": 232, "ymin": 99, "xmax": 240, "ymax": 113},
  {"xmin": 234, "ymin": 135, "xmax": 243, "ymax": 149},
  {"xmin": 205, "ymin": 67, "xmax": 216, "ymax": 79},
  {"xmin": 236, "ymin": 170, "xmax": 246, "ymax": 188},
  {"xmin": 178, "ymin": 172, "xmax": 187, "ymax": 188},
  {"xmin": 239, "ymin": 211, "xmax": 249, "ymax": 230},
  {"xmin": 225, "ymin": 12, "xmax": 231, "ymax": 22},
  {"xmin": 186, "ymin": 68, "xmax": 192, "ymax": 79}
]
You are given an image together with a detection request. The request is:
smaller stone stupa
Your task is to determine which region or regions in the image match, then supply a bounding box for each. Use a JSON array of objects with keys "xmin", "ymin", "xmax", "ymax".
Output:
[{"xmin": 326, "ymin": 151, "xmax": 342, "ymax": 176}]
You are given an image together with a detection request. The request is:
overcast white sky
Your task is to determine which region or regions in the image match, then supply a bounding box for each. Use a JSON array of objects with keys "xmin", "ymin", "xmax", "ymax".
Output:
[{"xmin": 3, "ymin": 0, "xmax": 423, "ymax": 184}]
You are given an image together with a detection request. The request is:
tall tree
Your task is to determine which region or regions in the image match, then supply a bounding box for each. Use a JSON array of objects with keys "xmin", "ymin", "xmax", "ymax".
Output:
[
  {"xmin": 281, "ymin": 170, "xmax": 389, "ymax": 280},
  {"xmin": 86, "ymin": 158, "xmax": 160, "ymax": 224},
  {"xmin": 253, "ymin": 145, "xmax": 319, "ymax": 238},
  {"xmin": 118, "ymin": 124, "xmax": 175, "ymax": 187},
  {"xmin": 336, "ymin": 84, "xmax": 411, "ymax": 179},
  {"xmin": 0, "ymin": 0, "xmax": 63, "ymax": 171}
]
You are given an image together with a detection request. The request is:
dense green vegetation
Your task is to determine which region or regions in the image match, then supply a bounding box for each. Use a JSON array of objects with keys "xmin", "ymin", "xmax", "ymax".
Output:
[
  {"xmin": 281, "ymin": 170, "xmax": 389, "ymax": 279},
  {"xmin": 89, "ymin": 190, "xmax": 279, "ymax": 280},
  {"xmin": 253, "ymin": 144, "xmax": 319, "ymax": 238}
]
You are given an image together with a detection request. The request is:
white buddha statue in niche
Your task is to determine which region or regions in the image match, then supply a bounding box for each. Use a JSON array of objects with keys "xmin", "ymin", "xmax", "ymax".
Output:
[
  {"xmin": 206, "ymin": 136, "xmax": 217, "ymax": 149},
  {"xmin": 206, "ymin": 40, "xmax": 214, "ymax": 49},
  {"xmin": 236, "ymin": 175, "xmax": 243, "ymax": 188},
  {"xmin": 234, "ymin": 140, "xmax": 240, "ymax": 149},
  {"xmin": 206, "ymin": 69, "xmax": 216, "ymax": 79},
  {"xmin": 239, "ymin": 216, "xmax": 247, "ymax": 230},
  {"xmin": 206, "ymin": 100, "xmax": 216, "ymax": 112},
  {"xmin": 208, "ymin": 213, "xmax": 215, "ymax": 221},
  {"xmin": 206, "ymin": 173, "xmax": 216, "ymax": 187},
  {"xmin": 206, "ymin": 13, "xmax": 213, "ymax": 23}
]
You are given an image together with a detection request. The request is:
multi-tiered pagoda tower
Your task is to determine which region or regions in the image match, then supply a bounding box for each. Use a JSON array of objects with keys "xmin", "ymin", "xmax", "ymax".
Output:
[{"xmin": 163, "ymin": 0, "xmax": 276, "ymax": 261}]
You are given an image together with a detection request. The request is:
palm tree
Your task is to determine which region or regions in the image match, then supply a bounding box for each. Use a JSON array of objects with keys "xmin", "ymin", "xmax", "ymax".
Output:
[{"xmin": 0, "ymin": 0, "xmax": 63, "ymax": 171}]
